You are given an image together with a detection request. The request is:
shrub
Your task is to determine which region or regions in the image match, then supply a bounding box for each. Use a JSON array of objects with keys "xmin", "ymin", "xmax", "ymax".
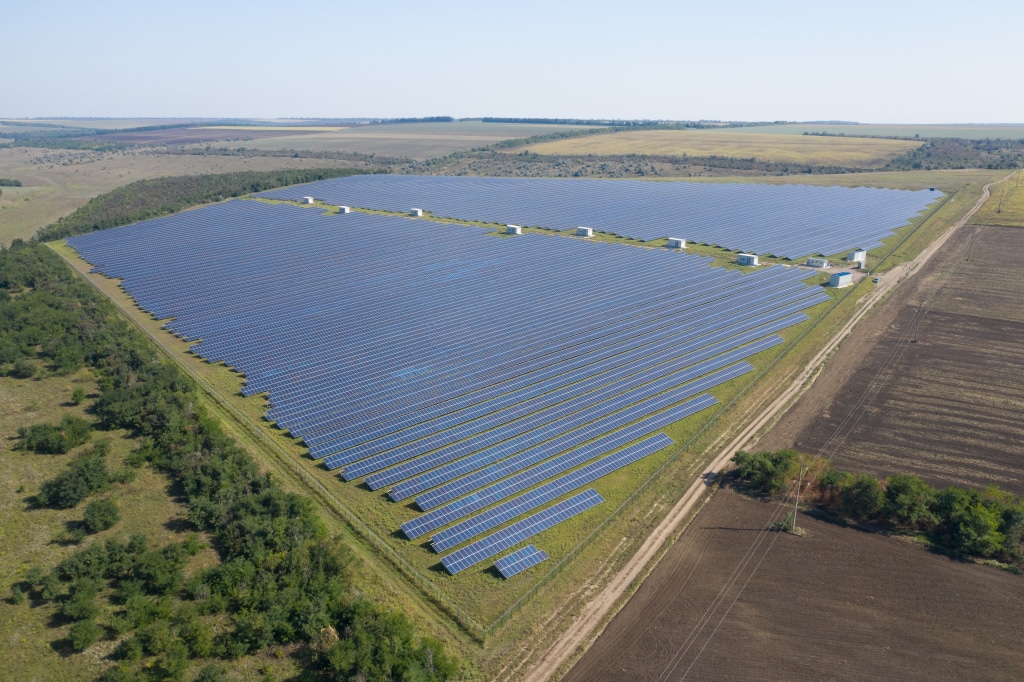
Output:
[
  {"xmin": 69, "ymin": 619, "xmax": 102, "ymax": 651},
  {"xmin": 83, "ymin": 499, "xmax": 120, "ymax": 533},
  {"xmin": 71, "ymin": 387, "xmax": 86, "ymax": 404},
  {"xmin": 37, "ymin": 450, "xmax": 109, "ymax": 508},
  {"xmin": 934, "ymin": 487, "xmax": 1005, "ymax": 557},
  {"xmin": 16, "ymin": 414, "xmax": 91, "ymax": 454},
  {"xmin": 732, "ymin": 449, "xmax": 798, "ymax": 496}
]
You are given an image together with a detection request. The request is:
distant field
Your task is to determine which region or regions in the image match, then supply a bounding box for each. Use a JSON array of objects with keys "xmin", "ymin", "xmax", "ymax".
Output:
[
  {"xmin": 6, "ymin": 118, "xmax": 208, "ymax": 130},
  {"xmin": 972, "ymin": 170, "xmax": 1024, "ymax": 226},
  {"xmin": 728, "ymin": 123, "xmax": 1024, "ymax": 140},
  {"xmin": 209, "ymin": 121, "xmax": 602, "ymax": 159},
  {"xmin": 526, "ymin": 130, "xmax": 921, "ymax": 168}
]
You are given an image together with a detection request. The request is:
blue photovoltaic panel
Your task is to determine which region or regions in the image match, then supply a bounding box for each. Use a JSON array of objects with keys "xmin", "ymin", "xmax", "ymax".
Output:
[
  {"xmin": 255, "ymin": 175, "xmax": 941, "ymax": 259},
  {"xmin": 430, "ymin": 432, "xmax": 672, "ymax": 552},
  {"xmin": 63, "ymin": 195, "xmax": 835, "ymax": 576},
  {"xmin": 441, "ymin": 488, "xmax": 604, "ymax": 574},
  {"xmin": 495, "ymin": 545, "xmax": 549, "ymax": 579}
]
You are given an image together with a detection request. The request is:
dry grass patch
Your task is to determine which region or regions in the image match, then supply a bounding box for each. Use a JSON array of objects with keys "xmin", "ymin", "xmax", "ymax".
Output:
[{"xmin": 526, "ymin": 130, "xmax": 922, "ymax": 168}]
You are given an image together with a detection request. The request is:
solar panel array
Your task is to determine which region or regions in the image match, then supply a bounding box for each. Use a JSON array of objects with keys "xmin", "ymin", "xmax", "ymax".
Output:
[
  {"xmin": 256, "ymin": 175, "xmax": 941, "ymax": 259},
  {"xmin": 67, "ymin": 198, "xmax": 832, "ymax": 576},
  {"xmin": 495, "ymin": 545, "xmax": 549, "ymax": 579},
  {"xmin": 442, "ymin": 489, "xmax": 605, "ymax": 574}
]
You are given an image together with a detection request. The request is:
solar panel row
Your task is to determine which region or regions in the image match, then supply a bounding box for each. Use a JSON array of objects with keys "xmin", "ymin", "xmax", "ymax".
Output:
[
  {"xmin": 255, "ymin": 175, "xmax": 941, "ymax": 258},
  {"xmin": 495, "ymin": 545, "xmax": 549, "ymax": 579},
  {"xmin": 64, "ymin": 199, "xmax": 834, "ymax": 572},
  {"xmin": 441, "ymin": 488, "xmax": 604, "ymax": 574},
  {"xmin": 430, "ymin": 433, "xmax": 672, "ymax": 552}
]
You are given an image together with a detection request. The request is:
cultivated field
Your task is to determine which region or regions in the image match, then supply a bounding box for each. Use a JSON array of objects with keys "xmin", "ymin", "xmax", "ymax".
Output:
[
  {"xmin": 208, "ymin": 121, "xmax": 601, "ymax": 159},
  {"xmin": 757, "ymin": 221, "xmax": 1024, "ymax": 495},
  {"xmin": 972, "ymin": 170, "xmax": 1024, "ymax": 226},
  {"xmin": 525, "ymin": 129, "xmax": 922, "ymax": 167},
  {"xmin": 566, "ymin": 487, "xmax": 1024, "ymax": 681},
  {"xmin": 86, "ymin": 127, "xmax": 322, "ymax": 145},
  {"xmin": 724, "ymin": 123, "xmax": 1024, "ymax": 140},
  {"xmin": 0, "ymin": 147, "xmax": 380, "ymax": 245}
]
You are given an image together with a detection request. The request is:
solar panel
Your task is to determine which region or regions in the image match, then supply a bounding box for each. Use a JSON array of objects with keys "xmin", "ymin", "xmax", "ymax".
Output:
[
  {"xmin": 430, "ymin": 432, "xmax": 672, "ymax": 552},
  {"xmin": 495, "ymin": 545, "xmax": 549, "ymax": 579},
  {"xmin": 255, "ymin": 175, "xmax": 941, "ymax": 259},
  {"xmin": 440, "ymin": 488, "xmax": 604, "ymax": 575}
]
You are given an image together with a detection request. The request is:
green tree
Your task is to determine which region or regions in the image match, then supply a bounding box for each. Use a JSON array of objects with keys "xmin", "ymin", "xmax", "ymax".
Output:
[
  {"xmin": 934, "ymin": 488, "xmax": 1004, "ymax": 557},
  {"xmin": 37, "ymin": 450, "xmax": 109, "ymax": 508},
  {"xmin": 732, "ymin": 449, "xmax": 798, "ymax": 496},
  {"xmin": 883, "ymin": 474, "xmax": 937, "ymax": 530},
  {"xmin": 72, "ymin": 387, "xmax": 87, "ymax": 405},
  {"xmin": 839, "ymin": 474, "xmax": 885, "ymax": 521},
  {"xmin": 83, "ymin": 499, "xmax": 120, "ymax": 533}
]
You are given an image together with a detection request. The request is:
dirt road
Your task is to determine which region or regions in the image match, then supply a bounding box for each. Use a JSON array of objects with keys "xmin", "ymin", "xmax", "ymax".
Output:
[{"xmin": 524, "ymin": 175, "xmax": 1007, "ymax": 681}]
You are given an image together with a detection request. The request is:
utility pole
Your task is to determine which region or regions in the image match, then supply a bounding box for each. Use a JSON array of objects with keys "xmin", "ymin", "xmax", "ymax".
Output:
[{"xmin": 791, "ymin": 464, "xmax": 804, "ymax": 532}]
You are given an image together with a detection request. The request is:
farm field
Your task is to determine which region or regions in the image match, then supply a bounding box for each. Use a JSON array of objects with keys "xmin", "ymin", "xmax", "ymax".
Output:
[
  {"xmin": 525, "ymin": 129, "xmax": 922, "ymax": 167},
  {"xmin": 722, "ymin": 123, "xmax": 1024, "ymax": 139},
  {"xmin": 565, "ymin": 486, "xmax": 1024, "ymax": 681},
  {"xmin": 208, "ymin": 121, "xmax": 601, "ymax": 159},
  {"xmin": 3, "ymin": 118, "xmax": 211, "ymax": 129},
  {"xmin": 972, "ymin": 169, "xmax": 1024, "ymax": 226},
  {"xmin": 84, "ymin": 127, "xmax": 323, "ymax": 145},
  {"xmin": 0, "ymin": 146, "xmax": 377, "ymax": 245},
  {"xmin": 756, "ymin": 220, "xmax": 1024, "ymax": 496}
]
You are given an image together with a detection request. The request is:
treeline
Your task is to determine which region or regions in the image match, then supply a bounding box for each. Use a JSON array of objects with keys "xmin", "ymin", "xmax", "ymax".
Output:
[
  {"xmin": 35, "ymin": 168, "xmax": 372, "ymax": 241},
  {"xmin": 2, "ymin": 241, "xmax": 458, "ymax": 680},
  {"xmin": 733, "ymin": 450, "xmax": 1024, "ymax": 567},
  {"xmin": 379, "ymin": 116, "xmax": 455, "ymax": 124},
  {"xmin": 0, "ymin": 177, "xmax": 22, "ymax": 186},
  {"xmin": 884, "ymin": 138, "xmax": 1024, "ymax": 171}
]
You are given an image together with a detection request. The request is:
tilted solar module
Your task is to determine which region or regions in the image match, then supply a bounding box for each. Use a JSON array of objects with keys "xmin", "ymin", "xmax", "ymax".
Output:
[
  {"xmin": 495, "ymin": 545, "xmax": 549, "ymax": 579},
  {"xmin": 255, "ymin": 175, "xmax": 941, "ymax": 259},
  {"xmin": 441, "ymin": 488, "xmax": 605, "ymax": 575}
]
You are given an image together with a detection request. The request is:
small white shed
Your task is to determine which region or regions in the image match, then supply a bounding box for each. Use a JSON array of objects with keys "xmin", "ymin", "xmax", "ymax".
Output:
[
  {"xmin": 737, "ymin": 253, "xmax": 759, "ymax": 266},
  {"xmin": 830, "ymin": 271, "xmax": 854, "ymax": 288},
  {"xmin": 410, "ymin": 208, "xmax": 424, "ymax": 217},
  {"xmin": 806, "ymin": 257, "xmax": 830, "ymax": 268},
  {"xmin": 666, "ymin": 237, "xmax": 686, "ymax": 249},
  {"xmin": 506, "ymin": 225, "xmax": 522, "ymax": 235},
  {"xmin": 302, "ymin": 196, "xmax": 315, "ymax": 205},
  {"xmin": 576, "ymin": 227, "xmax": 594, "ymax": 238},
  {"xmin": 848, "ymin": 249, "xmax": 867, "ymax": 263},
  {"xmin": 338, "ymin": 205, "xmax": 351, "ymax": 214}
]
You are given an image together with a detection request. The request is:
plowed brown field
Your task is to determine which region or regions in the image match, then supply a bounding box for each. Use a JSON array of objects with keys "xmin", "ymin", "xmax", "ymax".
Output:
[
  {"xmin": 758, "ymin": 223, "xmax": 1024, "ymax": 494},
  {"xmin": 566, "ymin": 488, "xmax": 1024, "ymax": 681}
]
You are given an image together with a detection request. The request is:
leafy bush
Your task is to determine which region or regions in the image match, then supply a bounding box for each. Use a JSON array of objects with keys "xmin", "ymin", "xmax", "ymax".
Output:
[
  {"xmin": 37, "ymin": 450, "xmax": 109, "ymax": 508},
  {"xmin": 83, "ymin": 499, "xmax": 120, "ymax": 533},
  {"xmin": 839, "ymin": 473, "xmax": 886, "ymax": 521},
  {"xmin": 17, "ymin": 414, "xmax": 91, "ymax": 454},
  {"xmin": 883, "ymin": 474, "xmax": 937, "ymax": 530},
  {"xmin": 732, "ymin": 449, "xmax": 797, "ymax": 496},
  {"xmin": 69, "ymin": 619, "xmax": 102, "ymax": 651}
]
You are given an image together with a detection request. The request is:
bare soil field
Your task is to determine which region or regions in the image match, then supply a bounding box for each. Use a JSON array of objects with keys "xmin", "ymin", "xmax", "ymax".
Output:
[
  {"xmin": 209, "ymin": 121, "xmax": 601, "ymax": 159},
  {"xmin": 87, "ymin": 127, "xmax": 320, "ymax": 145},
  {"xmin": 525, "ymin": 130, "xmax": 921, "ymax": 168},
  {"xmin": 757, "ymin": 223, "xmax": 1024, "ymax": 495},
  {"xmin": 566, "ymin": 487, "xmax": 1024, "ymax": 681}
]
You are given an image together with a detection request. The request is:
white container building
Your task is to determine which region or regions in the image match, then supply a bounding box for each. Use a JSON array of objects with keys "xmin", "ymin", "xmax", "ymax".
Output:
[
  {"xmin": 737, "ymin": 253, "xmax": 759, "ymax": 266},
  {"xmin": 848, "ymin": 249, "xmax": 867, "ymax": 263},
  {"xmin": 830, "ymin": 271, "xmax": 854, "ymax": 288},
  {"xmin": 338, "ymin": 205, "xmax": 351, "ymax": 214},
  {"xmin": 302, "ymin": 196, "xmax": 315, "ymax": 205},
  {"xmin": 410, "ymin": 208, "xmax": 424, "ymax": 217},
  {"xmin": 666, "ymin": 237, "xmax": 686, "ymax": 249},
  {"xmin": 506, "ymin": 225, "xmax": 522, "ymax": 235},
  {"xmin": 806, "ymin": 257, "xmax": 830, "ymax": 268},
  {"xmin": 576, "ymin": 227, "xmax": 594, "ymax": 238}
]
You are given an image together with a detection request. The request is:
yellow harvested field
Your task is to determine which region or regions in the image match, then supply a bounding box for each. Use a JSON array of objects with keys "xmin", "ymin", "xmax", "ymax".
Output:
[
  {"xmin": 526, "ymin": 130, "xmax": 922, "ymax": 168},
  {"xmin": 972, "ymin": 170, "xmax": 1024, "ymax": 226},
  {"xmin": 202, "ymin": 125, "xmax": 348, "ymax": 132}
]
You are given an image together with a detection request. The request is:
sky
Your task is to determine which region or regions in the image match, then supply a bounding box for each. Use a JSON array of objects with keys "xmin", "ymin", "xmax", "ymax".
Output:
[{"xmin": 4, "ymin": 0, "xmax": 1022, "ymax": 123}]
